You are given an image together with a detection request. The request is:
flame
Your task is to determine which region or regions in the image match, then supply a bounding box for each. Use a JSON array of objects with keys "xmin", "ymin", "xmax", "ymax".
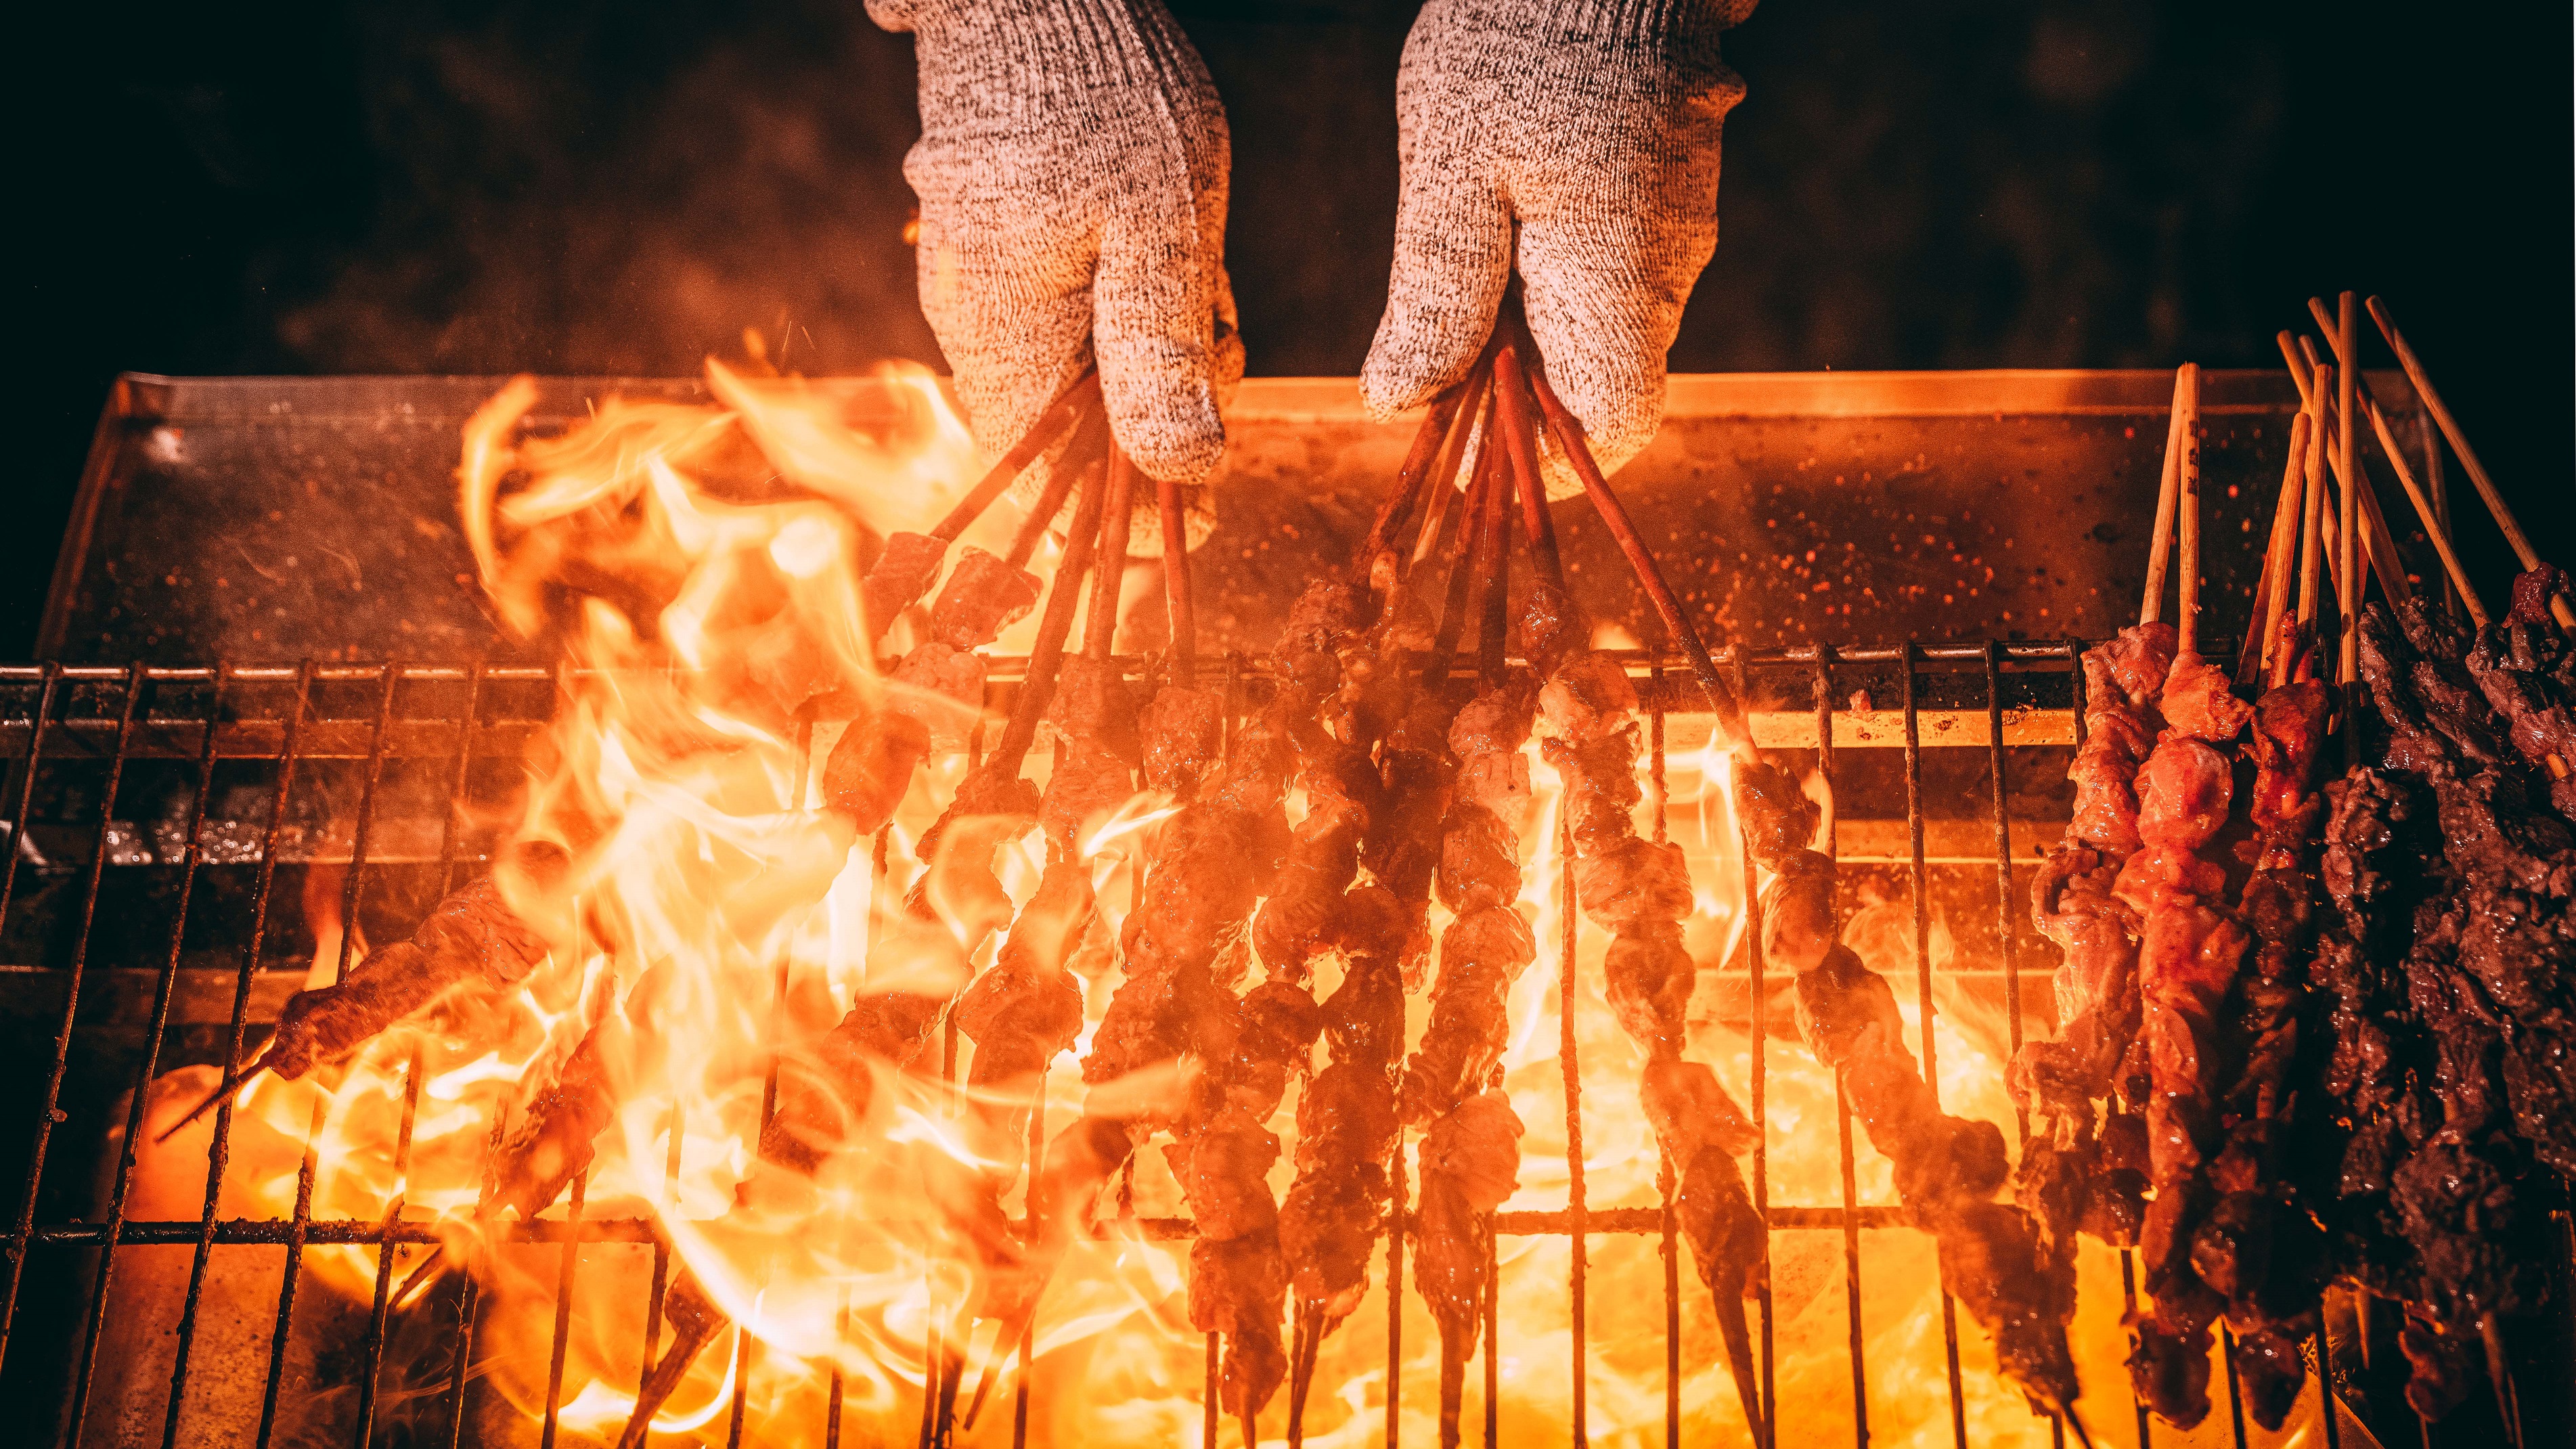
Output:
[{"xmin": 160, "ymin": 361, "xmax": 2205, "ymax": 1449}]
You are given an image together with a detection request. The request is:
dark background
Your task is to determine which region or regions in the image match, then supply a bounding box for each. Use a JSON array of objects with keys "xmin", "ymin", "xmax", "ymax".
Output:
[{"xmin": 16, "ymin": 0, "xmax": 2570, "ymax": 656}]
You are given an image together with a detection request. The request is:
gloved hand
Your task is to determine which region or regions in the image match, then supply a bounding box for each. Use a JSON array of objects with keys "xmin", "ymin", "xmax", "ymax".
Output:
[
  {"xmin": 871, "ymin": 0, "xmax": 1241, "ymax": 552},
  {"xmin": 1361, "ymin": 0, "xmax": 1755, "ymax": 487}
]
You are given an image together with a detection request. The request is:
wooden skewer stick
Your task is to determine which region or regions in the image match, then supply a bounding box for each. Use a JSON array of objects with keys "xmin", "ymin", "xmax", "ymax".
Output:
[
  {"xmin": 2175, "ymin": 365, "xmax": 2206, "ymax": 656},
  {"xmin": 2243, "ymin": 410, "xmax": 2312, "ymax": 688},
  {"xmin": 1411, "ymin": 367, "xmax": 1495, "ymax": 571},
  {"xmin": 1349, "ymin": 378, "xmax": 1473, "ymax": 589},
  {"xmin": 982, "ymin": 451, "xmax": 1112, "ymax": 780},
  {"xmin": 2280, "ymin": 332, "xmax": 2413, "ymax": 610},
  {"xmin": 2359, "ymin": 385, "xmax": 2489, "ymax": 627},
  {"xmin": 1472, "ymin": 401, "xmax": 1514, "ymax": 689},
  {"xmin": 1084, "ymin": 450, "xmax": 1137, "ymax": 663},
  {"xmin": 2368, "ymin": 294, "xmax": 2574, "ymax": 629},
  {"xmin": 1490, "ymin": 329, "xmax": 1566, "ymax": 592},
  {"xmin": 2300, "ymin": 370, "xmax": 2329, "ymax": 637},
  {"xmin": 1519, "ymin": 362, "xmax": 1760, "ymax": 760},
  {"xmin": 2301, "ymin": 301, "xmax": 2490, "ymax": 626},
  {"xmin": 1427, "ymin": 409, "xmax": 1503, "ymax": 676},
  {"xmin": 2418, "ymin": 407, "xmax": 2460, "ymax": 623},
  {"xmin": 939, "ymin": 370, "xmax": 1101, "ymax": 545},
  {"xmin": 1006, "ymin": 405, "xmax": 1111, "ymax": 569},
  {"xmin": 1158, "ymin": 472, "xmax": 1195, "ymax": 680},
  {"xmin": 2140, "ymin": 365, "xmax": 2193, "ymax": 626},
  {"xmin": 2338, "ymin": 293, "xmax": 2361, "ymax": 685}
]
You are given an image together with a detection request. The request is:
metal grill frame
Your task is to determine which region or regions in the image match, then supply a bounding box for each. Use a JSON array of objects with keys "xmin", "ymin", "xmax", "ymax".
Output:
[{"xmin": 0, "ymin": 644, "xmax": 2409, "ymax": 1449}]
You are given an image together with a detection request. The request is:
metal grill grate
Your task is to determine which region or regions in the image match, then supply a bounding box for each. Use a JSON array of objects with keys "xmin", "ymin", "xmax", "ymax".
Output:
[{"xmin": 0, "ymin": 646, "xmax": 2500, "ymax": 1448}]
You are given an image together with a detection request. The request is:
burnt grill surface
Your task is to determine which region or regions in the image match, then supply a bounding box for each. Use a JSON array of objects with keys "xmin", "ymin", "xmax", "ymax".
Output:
[{"xmin": 41, "ymin": 370, "xmax": 2428, "ymax": 666}]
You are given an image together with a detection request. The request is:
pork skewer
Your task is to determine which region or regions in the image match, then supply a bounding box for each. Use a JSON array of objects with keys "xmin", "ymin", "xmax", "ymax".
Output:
[
  {"xmin": 2120, "ymin": 364, "xmax": 2267, "ymax": 1427},
  {"xmin": 1522, "ymin": 340, "xmax": 2085, "ymax": 1427},
  {"xmin": 2012, "ymin": 376, "xmax": 2225, "ymax": 1360}
]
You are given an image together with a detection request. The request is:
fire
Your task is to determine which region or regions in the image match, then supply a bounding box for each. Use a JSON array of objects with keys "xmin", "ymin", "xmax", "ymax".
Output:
[{"xmin": 134, "ymin": 360, "xmax": 2229, "ymax": 1448}]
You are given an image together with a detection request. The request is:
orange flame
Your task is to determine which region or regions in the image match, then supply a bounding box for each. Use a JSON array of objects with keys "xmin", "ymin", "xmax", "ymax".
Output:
[{"xmin": 169, "ymin": 363, "xmax": 2202, "ymax": 1449}]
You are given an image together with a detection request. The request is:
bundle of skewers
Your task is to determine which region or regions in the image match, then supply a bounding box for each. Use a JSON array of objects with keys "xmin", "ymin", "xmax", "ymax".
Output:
[{"xmin": 2009, "ymin": 292, "xmax": 2574, "ymax": 1448}]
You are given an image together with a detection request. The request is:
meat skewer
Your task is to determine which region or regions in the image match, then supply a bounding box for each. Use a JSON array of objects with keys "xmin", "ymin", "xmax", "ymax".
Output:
[
  {"xmin": 1278, "ymin": 387, "xmax": 1488, "ymax": 1443},
  {"xmin": 1401, "ymin": 432, "xmax": 1536, "ymax": 1449},
  {"xmin": 1486, "ymin": 332, "xmax": 1775, "ymax": 1434},
  {"xmin": 2326, "ymin": 599, "xmax": 2566, "ymax": 1437},
  {"xmin": 615, "ymin": 452, "xmax": 1109, "ymax": 1449},
  {"xmin": 2118, "ymin": 365, "xmax": 2267, "ymax": 1426},
  {"xmin": 1523, "ymin": 337, "xmax": 2085, "ymax": 1427},
  {"xmin": 946, "ymin": 449, "xmax": 1145, "ymax": 1404},
  {"xmin": 1527, "ymin": 573, "xmax": 1768, "ymax": 1442},
  {"xmin": 858, "ymin": 369, "xmax": 1101, "ymax": 640},
  {"xmin": 2014, "ymin": 376, "xmax": 2239, "ymax": 1311},
  {"xmin": 156, "ymin": 843, "xmax": 571, "ymax": 1141}
]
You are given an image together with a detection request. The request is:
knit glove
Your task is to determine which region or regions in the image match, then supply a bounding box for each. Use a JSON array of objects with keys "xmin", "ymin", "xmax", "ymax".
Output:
[
  {"xmin": 871, "ymin": 0, "xmax": 1241, "ymax": 548},
  {"xmin": 1361, "ymin": 0, "xmax": 1754, "ymax": 486}
]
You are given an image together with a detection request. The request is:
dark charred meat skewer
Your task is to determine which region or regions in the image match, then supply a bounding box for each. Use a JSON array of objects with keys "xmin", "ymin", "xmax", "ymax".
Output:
[
  {"xmin": 158, "ymin": 845, "xmax": 570, "ymax": 1141},
  {"xmin": 2317, "ymin": 601, "xmax": 2570, "ymax": 1427}
]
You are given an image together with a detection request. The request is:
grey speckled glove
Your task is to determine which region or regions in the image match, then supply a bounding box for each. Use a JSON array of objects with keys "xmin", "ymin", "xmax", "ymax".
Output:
[
  {"xmin": 1362, "ymin": 0, "xmax": 1754, "ymax": 485},
  {"xmin": 871, "ymin": 0, "xmax": 1241, "ymax": 534}
]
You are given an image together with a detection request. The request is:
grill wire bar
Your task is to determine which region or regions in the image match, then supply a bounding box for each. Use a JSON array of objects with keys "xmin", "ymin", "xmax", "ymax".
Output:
[
  {"xmin": 0, "ymin": 642, "xmax": 2387, "ymax": 1449},
  {"xmin": 1903, "ymin": 642, "xmax": 1976, "ymax": 1449}
]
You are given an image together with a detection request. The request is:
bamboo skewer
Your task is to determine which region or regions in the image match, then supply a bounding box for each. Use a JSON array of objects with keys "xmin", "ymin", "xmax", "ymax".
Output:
[
  {"xmin": 1159, "ymin": 472, "xmax": 1197, "ymax": 679},
  {"xmin": 2418, "ymin": 408, "xmax": 2459, "ymax": 623},
  {"xmin": 2308, "ymin": 380, "xmax": 2349, "ymax": 636},
  {"xmin": 2301, "ymin": 301, "xmax": 2489, "ymax": 627},
  {"xmin": 2280, "ymin": 333, "xmax": 2413, "ymax": 610},
  {"xmin": 1517, "ymin": 361, "xmax": 1760, "ymax": 760},
  {"xmin": 2140, "ymin": 365, "xmax": 2193, "ymax": 626},
  {"xmin": 2246, "ymin": 411, "xmax": 2313, "ymax": 687},
  {"xmin": 1490, "ymin": 332, "xmax": 1567, "ymax": 592},
  {"xmin": 1085, "ymin": 451, "xmax": 1137, "ymax": 663},
  {"xmin": 2367, "ymin": 295, "xmax": 2573, "ymax": 629},
  {"xmin": 2175, "ymin": 365, "xmax": 2206, "ymax": 657},
  {"xmin": 942, "ymin": 370, "xmax": 1102, "ymax": 545},
  {"xmin": 2359, "ymin": 385, "xmax": 2487, "ymax": 627},
  {"xmin": 1006, "ymin": 406, "xmax": 1111, "ymax": 569},
  {"xmin": 1473, "ymin": 402, "xmax": 1514, "ymax": 689},
  {"xmin": 1352, "ymin": 381, "xmax": 1473, "ymax": 590},
  {"xmin": 2139, "ymin": 367, "xmax": 2193, "ymax": 626},
  {"xmin": 2338, "ymin": 293, "xmax": 2360, "ymax": 685},
  {"xmin": 1412, "ymin": 372, "xmax": 1494, "ymax": 571}
]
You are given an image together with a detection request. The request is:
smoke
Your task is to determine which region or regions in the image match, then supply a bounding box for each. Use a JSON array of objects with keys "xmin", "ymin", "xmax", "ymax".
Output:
[{"xmin": 274, "ymin": 1, "xmax": 939, "ymax": 376}]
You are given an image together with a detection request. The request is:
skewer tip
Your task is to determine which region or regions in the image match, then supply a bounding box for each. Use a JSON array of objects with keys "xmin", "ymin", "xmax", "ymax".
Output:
[{"xmin": 153, "ymin": 1058, "xmax": 270, "ymax": 1144}]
